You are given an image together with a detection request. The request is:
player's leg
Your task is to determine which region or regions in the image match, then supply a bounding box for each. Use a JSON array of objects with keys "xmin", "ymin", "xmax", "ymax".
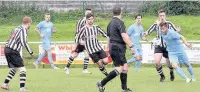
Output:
[
  {"xmin": 121, "ymin": 63, "xmax": 132, "ymax": 92},
  {"xmin": 2, "ymin": 47, "xmax": 19, "ymax": 90},
  {"xmin": 82, "ymin": 50, "xmax": 91, "ymax": 74},
  {"xmin": 180, "ymin": 52, "xmax": 195, "ymax": 81},
  {"xmin": 154, "ymin": 53, "xmax": 165, "ymax": 82},
  {"xmin": 46, "ymin": 49, "xmax": 59, "ymax": 69},
  {"xmin": 65, "ymin": 45, "xmax": 82, "ymax": 74},
  {"xmin": 97, "ymin": 65, "xmax": 122, "ymax": 92},
  {"xmin": 99, "ymin": 50, "xmax": 110, "ymax": 76},
  {"xmin": 135, "ymin": 48, "xmax": 143, "ymax": 72},
  {"xmin": 89, "ymin": 51, "xmax": 108, "ymax": 76},
  {"xmin": 97, "ymin": 45, "xmax": 130, "ymax": 92},
  {"xmin": 169, "ymin": 54, "xmax": 190, "ymax": 83},
  {"xmin": 163, "ymin": 48, "xmax": 175, "ymax": 81},
  {"xmin": 33, "ymin": 48, "xmax": 46, "ymax": 69},
  {"xmin": 1, "ymin": 68, "xmax": 17, "ymax": 90},
  {"xmin": 19, "ymin": 67, "xmax": 28, "ymax": 92}
]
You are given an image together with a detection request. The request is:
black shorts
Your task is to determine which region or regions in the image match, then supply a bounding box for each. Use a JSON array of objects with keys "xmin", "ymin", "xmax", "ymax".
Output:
[
  {"xmin": 109, "ymin": 43, "xmax": 127, "ymax": 67},
  {"xmin": 154, "ymin": 46, "xmax": 168, "ymax": 58},
  {"xmin": 5, "ymin": 47, "xmax": 24, "ymax": 68},
  {"xmin": 75, "ymin": 44, "xmax": 85, "ymax": 53},
  {"xmin": 89, "ymin": 50, "xmax": 107, "ymax": 63}
]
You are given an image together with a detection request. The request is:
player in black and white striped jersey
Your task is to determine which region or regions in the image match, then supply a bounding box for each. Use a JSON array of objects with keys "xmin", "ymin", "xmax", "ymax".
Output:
[
  {"xmin": 1, "ymin": 16, "xmax": 33, "ymax": 92},
  {"xmin": 144, "ymin": 9, "xmax": 181, "ymax": 82},
  {"xmin": 74, "ymin": 13, "xmax": 109, "ymax": 76},
  {"xmin": 65, "ymin": 8, "xmax": 92, "ymax": 74}
]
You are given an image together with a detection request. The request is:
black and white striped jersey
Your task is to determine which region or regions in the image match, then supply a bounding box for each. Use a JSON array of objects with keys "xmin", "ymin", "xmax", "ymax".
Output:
[
  {"xmin": 75, "ymin": 25, "xmax": 107, "ymax": 54},
  {"xmin": 146, "ymin": 21, "xmax": 178, "ymax": 47},
  {"xmin": 75, "ymin": 17, "xmax": 87, "ymax": 36},
  {"xmin": 6, "ymin": 26, "xmax": 32, "ymax": 54}
]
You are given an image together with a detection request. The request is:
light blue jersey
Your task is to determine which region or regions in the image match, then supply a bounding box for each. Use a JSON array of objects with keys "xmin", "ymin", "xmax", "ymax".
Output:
[
  {"xmin": 161, "ymin": 29, "xmax": 184, "ymax": 53},
  {"xmin": 37, "ymin": 21, "xmax": 54, "ymax": 50},
  {"xmin": 161, "ymin": 29, "xmax": 195, "ymax": 79},
  {"xmin": 127, "ymin": 23, "xmax": 144, "ymax": 72},
  {"xmin": 127, "ymin": 23, "xmax": 144, "ymax": 49},
  {"xmin": 161, "ymin": 29, "xmax": 188, "ymax": 64}
]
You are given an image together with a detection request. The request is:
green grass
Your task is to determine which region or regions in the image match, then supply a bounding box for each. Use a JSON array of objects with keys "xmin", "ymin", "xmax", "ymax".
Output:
[
  {"xmin": 0, "ymin": 15, "xmax": 200, "ymax": 42},
  {"xmin": 0, "ymin": 68, "xmax": 200, "ymax": 92}
]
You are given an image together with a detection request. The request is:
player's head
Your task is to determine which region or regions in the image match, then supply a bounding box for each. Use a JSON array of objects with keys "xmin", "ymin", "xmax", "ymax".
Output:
[
  {"xmin": 22, "ymin": 16, "xmax": 32, "ymax": 29},
  {"xmin": 45, "ymin": 13, "xmax": 51, "ymax": 22},
  {"xmin": 113, "ymin": 6, "xmax": 122, "ymax": 17},
  {"xmin": 160, "ymin": 22, "xmax": 168, "ymax": 34},
  {"xmin": 85, "ymin": 8, "xmax": 92, "ymax": 16},
  {"xmin": 86, "ymin": 13, "xmax": 94, "ymax": 25},
  {"xmin": 158, "ymin": 9, "xmax": 166, "ymax": 22},
  {"xmin": 135, "ymin": 14, "xmax": 142, "ymax": 24}
]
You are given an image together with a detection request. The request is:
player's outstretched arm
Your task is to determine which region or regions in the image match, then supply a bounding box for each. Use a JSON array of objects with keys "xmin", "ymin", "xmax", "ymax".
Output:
[
  {"xmin": 180, "ymin": 35, "xmax": 192, "ymax": 48},
  {"xmin": 20, "ymin": 29, "xmax": 33, "ymax": 55},
  {"xmin": 144, "ymin": 23, "xmax": 157, "ymax": 36}
]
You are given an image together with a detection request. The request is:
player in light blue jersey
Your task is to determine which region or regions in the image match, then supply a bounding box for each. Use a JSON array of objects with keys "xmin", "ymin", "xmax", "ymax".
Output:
[
  {"xmin": 160, "ymin": 22, "xmax": 196, "ymax": 83},
  {"xmin": 33, "ymin": 13, "xmax": 59, "ymax": 69},
  {"xmin": 127, "ymin": 14, "xmax": 147, "ymax": 72}
]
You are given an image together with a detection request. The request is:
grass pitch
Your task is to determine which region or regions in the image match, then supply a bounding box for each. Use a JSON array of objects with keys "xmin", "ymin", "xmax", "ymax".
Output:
[{"xmin": 0, "ymin": 67, "xmax": 200, "ymax": 92}]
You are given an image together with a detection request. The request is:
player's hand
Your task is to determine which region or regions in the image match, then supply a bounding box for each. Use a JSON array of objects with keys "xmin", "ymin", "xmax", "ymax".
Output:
[
  {"xmin": 177, "ymin": 26, "xmax": 181, "ymax": 32},
  {"xmin": 186, "ymin": 43, "xmax": 192, "ymax": 48},
  {"xmin": 143, "ymin": 32, "xmax": 148, "ymax": 36},
  {"xmin": 142, "ymin": 37, "xmax": 148, "ymax": 42},
  {"xmin": 30, "ymin": 51, "xmax": 33, "ymax": 55},
  {"xmin": 40, "ymin": 34, "xmax": 45, "ymax": 38},
  {"xmin": 130, "ymin": 47, "xmax": 135, "ymax": 55}
]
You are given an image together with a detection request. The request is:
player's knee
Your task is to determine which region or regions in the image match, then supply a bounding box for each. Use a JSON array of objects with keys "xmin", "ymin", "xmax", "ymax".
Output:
[
  {"xmin": 116, "ymin": 66, "xmax": 123, "ymax": 73},
  {"xmin": 102, "ymin": 58, "xmax": 108, "ymax": 65},
  {"xmin": 19, "ymin": 67, "xmax": 26, "ymax": 72},
  {"xmin": 13, "ymin": 68, "xmax": 18, "ymax": 71},
  {"xmin": 136, "ymin": 56, "xmax": 142, "ymax": 61},
  {"xmin": 155, "ymin": 63, "xmax": 161, "ymax": 68},
  {"xmin": 97, "ymin": 60, "xmax": 103, "ymax": 67},
  {"xmin": 72, "ymin": 53, "xmax": 78, "ymax": 58},
  {"xmin": 123, "ymin": 64, "xmax": 128, "ymax": 71},
  {"xmin": 172, "ymin": 63, "xmax": 178, "ymax": 68}
]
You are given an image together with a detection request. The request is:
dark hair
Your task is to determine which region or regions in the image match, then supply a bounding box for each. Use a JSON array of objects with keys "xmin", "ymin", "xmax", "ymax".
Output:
[
  {"xmin": 86, "ymin": 13, "xmax": 94, "ymax": 19},
  {"xmin": 160, "ymin": 22, "xmax": 167, "ymax": 28},
  {"xmin": 135, "ymin": 14, "xmax": 142, "ymax": 19},
  {"xmin": 86, "ymin": 8, "xmax": 92, "ymax": 11},
  {"xmin": 113, "ymin": 6, "xmax": 121, "ymax": 16},
  {"xmin": 158, "ymin": 9, "xmax": 166, "ymax": 15}
]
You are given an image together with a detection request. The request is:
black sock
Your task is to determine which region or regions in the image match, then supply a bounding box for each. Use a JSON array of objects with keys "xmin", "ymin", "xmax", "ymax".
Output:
[
  {"xmin": 99, "ymin": 66, "xmax": 108, "ymax": 76},
  {"xmin": 4, "ymin": 69, "xmax": 17, "ymax": 84},
  {"xmin": 156, "ymin": 66, "xmax": 164, "ymax": 77},
  {"xmin": 83, "ymin": 58, "xmax": 89, "ymax": 70},
  {"xmin": 20, "ymin": 71, "xmax": 26, "ymax": 88},
  {"xmin": 66, "ymin": 56, "xmax": 74, "ymax": 68},
  {"xmin": 101, "ymin": 69, "xmax": 119, "ymax": 86},
  {"xmin": 120, "ymin": 71, "xmax": 127, "ymax": 90},
  {"xmin": 169, "ymin": 67, "xmax": 174, "ymax": 75}
]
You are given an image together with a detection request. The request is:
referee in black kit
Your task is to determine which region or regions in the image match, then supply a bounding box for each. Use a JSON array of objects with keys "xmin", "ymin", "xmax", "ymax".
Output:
[{"xmin": 97, "ymin": 6, "xmax": 135, "ymax": 92}]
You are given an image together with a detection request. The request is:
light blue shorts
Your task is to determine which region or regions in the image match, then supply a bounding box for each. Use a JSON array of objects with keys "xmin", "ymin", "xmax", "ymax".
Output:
[{"xmin": 168, "ymin": 51, "xmax": 189, "ymax": 64}]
